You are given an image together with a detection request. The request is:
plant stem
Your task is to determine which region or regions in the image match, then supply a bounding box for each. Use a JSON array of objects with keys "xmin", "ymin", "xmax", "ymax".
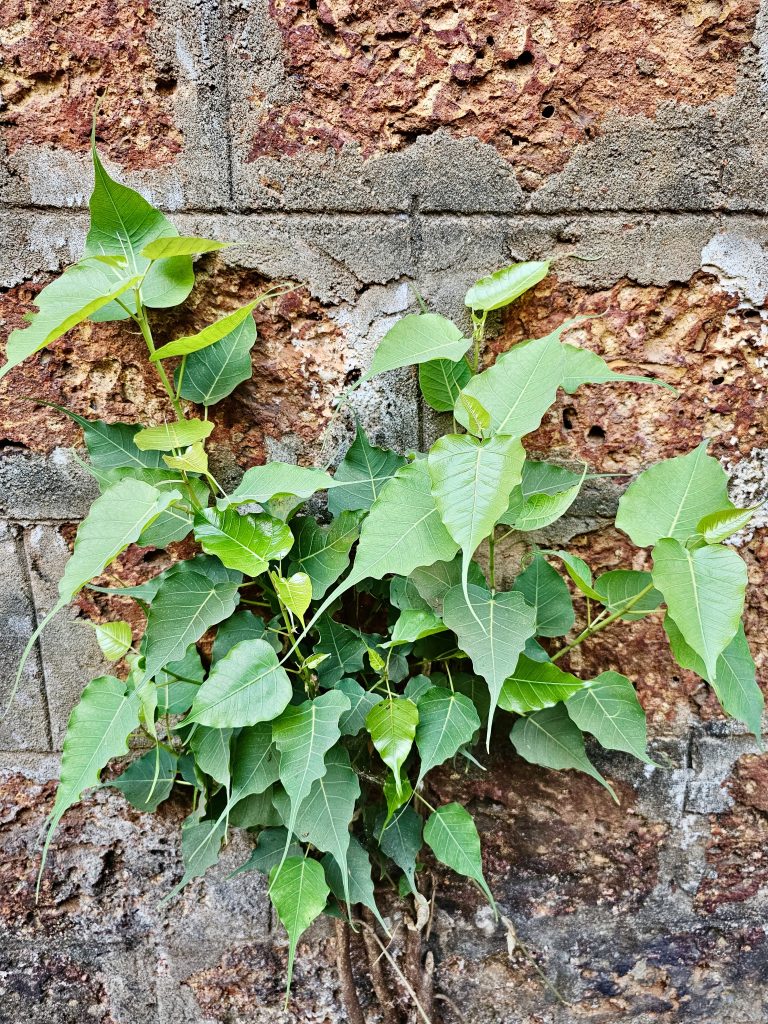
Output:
[
  {"xmin": 134, "ymin": 299, "xmax": 185, "ymax": 419},
  {"xmin": 334, "ymin": 919, "xmax": 367, "ymax": 1024},
  {"xmin": 551, "ymin": 583, "xmax": 655, "ymax": 663}
]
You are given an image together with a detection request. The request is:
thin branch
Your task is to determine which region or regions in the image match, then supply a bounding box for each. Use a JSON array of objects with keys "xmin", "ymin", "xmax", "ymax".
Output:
[
  {"xmin": 361, "ymin": 909, "xmax": 401, "ymax": 1024},
  {"xmin": 334, "ymin": 919, "xmax": 367, "ymax": 1024}
]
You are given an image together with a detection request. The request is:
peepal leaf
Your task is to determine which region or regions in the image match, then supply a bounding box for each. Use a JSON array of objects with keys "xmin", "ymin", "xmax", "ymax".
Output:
[
  {"xmin": 512, "ymin": 554, "xmax": 574, "ymax": 637},
  {"xmin": 186, "ymin": 638, "xmax": 292, "ymax": 728},
  {"xmin": 664, "ymin": 618, "xmax": 763, "ymax": 740},
  {"xmin": 269, "ymin": 857, "xmax": 330, "ymax": 992},
  {"xmin": 443, "ymin": 584, "xmax": 536, "ymax": 744},
  {"xmin": 364, "ymin": 313, "xmax": 468, "ymax": 380},
  {"xmin": 424, "ymin": 804, "xmax": 494, "ymax": 907},
  {"xmin": 593, "ymin": 570, "xmax": 662, "ymax": 621},
  {"xmin": 415, "ymin": 688, "xmax": 480, "ymax": 783},
  {"xmin": 0, "ymin": 259, "xmax": 142, "ymax": 378},
  {"xmin": 454, "ymin": 331, "xmax": 564, "ymax": 436},
  {"xmin": 616, "ymin": 443, "xmax": 732, "ymax": 547},
  {"xmin": 336, "ymin": 678, "xmax": 383, "ymax": 736},
  {"xmin": 566, "ymin": 672, "xmax": 652, "ymax": 763},
  {"xmin": 377, "ymin": 804, "xmax": 423, "ymax": 893},
  {"xmin": 110, "ymin": 746, "xmax": 177, "ymax": 812},
  {"xmin": 499, "ymin": 656, "xmax": 586, "ymax": 714},
  {"xmin": 213, "ymin": 610, "xmax": 280, "ymax": 660},
  {"xmin": 315, "ymin": 617, "xmax": 368, "ymax": 686},
  {"xmin": 194, "ymin": 508, "xmax": 293, "ymax": 577},
  {"xmin": 419, "ymin": 357, "xmax": 472, "ymax": 412},
  {"xmin": 41, "ymin": 676, "xmax": 140, "ymax": 885},
  {"xmin": 697, "ymin": 506, "xmax": 761, "ymax": 545},
  {"xmin": 510, "ymin": 705, "xmax": 617, "ymax": 802},
  {"xmin": 501, "ymin": 469, "xmax": 585, "ymax": 532},
  {"xmin": 152, "ymin": 299, "xmax": 261, "ymax": 360},
  {"xmin": 190, "ymin": 726, "xmax": 232, "ymax": 788},
  {"xmin": 134, "ymin": 419, "xmax": 214, "ymax": 451},
  {"xmin": 464, "ymin": 261, "xmax": 549, "ymax": 311},
  {"xmin": 561, "ymin": 344, "xmax": 674, "ymax": 394},
  {"xmin": 234, "ymin": 828, "xmax": 301, "ymax": 877},
  {"xmin": 229, "ymin": 721, "xmax": 282, "ymax": 802},
  {"xmin": 177, "ymin": 315, "xmax": 257, "ymax": 406},
  {"xmin": 322, "ymin": 837, "xmax": 386, "ymax": 928},
  {"xmin": 327, "ymin": 425, "xmax": 406, "ymax": 516},
  {"xmin": 366, "ymin": 697, "xmax": 419, "ymax": 795},
  {"xmin": 223, "ymin": 463, "xmax": 335, "ymax": 507},
  {"xmin": 288, "ymin": 510, "xmax": 362, "ymax": 599},
  {"xmin": 141, "ymin": 571, "xmax": 240, "ymax": 682},
  {"xmin": 142, "ymin": 236, "xmax": 232, "ymax": 260},
  {"xmin": 93, "ymin": 620, "xmax": 133, "ymax": 661},
  {"xmin": 164, "ymin": 814, "xmax": 227, "ymax": 904},
  {"xmin": 652, "ymin": 538, "xmax": 747, "ymax": 680},
  {"xmin": 273, "ymin": 572, "xmax": 312, "ymax": 622}
]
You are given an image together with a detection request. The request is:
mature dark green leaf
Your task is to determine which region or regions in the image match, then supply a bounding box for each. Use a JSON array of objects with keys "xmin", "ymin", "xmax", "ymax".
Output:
[
  {"xmin": 110, "ymin": 746, "xmax": 177, "ymax": 812},
  {"xmin": 410, "ymin": 555, "xmax": 486, "ymax": 613},
  {"xmin": 194, "ymin": 508, "xmax": 293, "ymax": 577},
  {"xmin": 327, "ymin": 425, "xmax": 406, "ymax": 516},
  {"xmin": 213, "ymin": 610, "xmax": 280, "ymax": 660},
  {"xmin": 376, "ymin": 804, "xmax": 423, "ymax": 893},
  {"xmin": 566, "ymin": 672, "xmax": 652, "ymax": 762},
  {"xmin": 62, "ymin": 412, "xmax": 165, "ymax": 471},
  {"xmin": 323, "ymin": 836, "xmax": 386, "ymax": 927},
  {"xmin": 336, "ymin": 678, "xmax": 383, "ymax": 736},
  {"xmin": 287, "ymin": 511, "xmax": 363, "ymax": 599},
  {"xmin": 510, "ymin": 705, "xmax": 617, "ymax": 801},
  {"xmin": 419, "ymin": 357, "xmax": 473, "ymax": 411},
  {"xmin": 186, "ymin": 638, "xmax": 292, "ymax": 728},
  {"xmin": 315, "ymin": 617, "xmax": 368, "ymax": 686},
  {"xmin": 521, "ymin": 461, "xmax": 586, "ymax": 498},
  {"xmin": 177, "ymin": 316, "xmax": 257, "ymax": 406},
  {"xmin": 164, "ymin": 814, "xmax": 227, "ymax": 903},
  {"xmin": 230, "ymin": 721, "xmax": 282, "ymax": 802},
  {"xmin": 499, "ymin": 656, "xmax": 586, "ymax": 714},
  {"xmin": 366, "ymin": 697, "xmax": 419, "ymax": 795},
  {"xmin": 364, "ymin": 313, "xmax": 468, "ymax": 380},
  {"xmin": 190, "ymin": 726, "xmax": 233, "ymax": 788},
  {"xmin": 664, "ymin": 618, "xmax": 763, "ymax": 739},
  {"xmin": 229, "ymin": 788, "xmax": 282, "ymax": 829},
  {"xmin": 443, "ymin": 583, "xmax": 536, "ymax": 743},
  {"xmin": 561, "ymin": 344, "xmax": 675, "ymax": 394},
  {"xmin": 652, "ymin": 538, "xmax": 746, "ymax": 680},
  {"xmin": 464, "ymin": 261, "xmax": 549, "ymax": 311},
  {"xmin": 616, "ymin": 443, "xmax": 732, "ymax": 547},
  {"xmin": 512, "ymin": 553, "xmax": 574, "ymax": 637},
  {"xmin": 233, "ymin": 827, "xmax": 301, "ymax": 876},
  {"xmin": 415, "ymin": 688, "xmax": 480, "ymax": 783},
  {"xmin": 423, "ymin": 804, "xmax": 494, "ymax": 905},
  {"xmin": 454, "ymin": 331, "xmax": 564, "ymax": 436},
  {"xmin": 269, "ymin": 857, "xmax": 330, "ymax": 991},
  {"xmin": 155, "ymin": 645, "xmax": 204, "ymax": 715},
  {"xmin": 141, "ymin": 571, "xmax": 240, "ymax": 683},
  {"xmin": 592, "ymin": 570, "xmax": 662, "ymax": 621}
]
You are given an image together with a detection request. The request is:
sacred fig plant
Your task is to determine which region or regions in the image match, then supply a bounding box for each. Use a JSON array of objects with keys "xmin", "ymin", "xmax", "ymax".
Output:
[{"xmin": 4, "ymin": 124, "xmax": 764, "ymax": 1021}]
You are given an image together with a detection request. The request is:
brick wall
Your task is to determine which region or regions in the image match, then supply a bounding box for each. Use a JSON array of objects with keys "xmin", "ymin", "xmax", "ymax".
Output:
[{"xmin": 1, "ymin": 2, "xmax": 768, "ymax": 1021}]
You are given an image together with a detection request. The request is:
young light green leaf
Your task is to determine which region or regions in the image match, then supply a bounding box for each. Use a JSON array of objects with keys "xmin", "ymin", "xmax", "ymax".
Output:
[
  {"xmin": 134, "ymin": 419, "xmax": 214, "ymax": 451},
  {"xmin": 696, "ymin": 506, "xmax": 761, "ymax": 544},
  {"xmin": 327, "ymin": 425, "xmax": 406, "ymax": 516},
  {"xmin": 376, "ymin": 804, "xmax": 423, "ymax": 893},
  {"xmin": 592, "ymin": 570, "xmax": 663, "ymax": 621},
  {"xmin": 566, "ymin": 672, "xmax": 652, "ymax": 763},
  {"xmin": 109, "ymin": 746, "xmax": 177, "ymax": 812},
  {"xmin": 269, "ymin": 857, "xmax": 330, "ymax": 993},
  {"xmin": 415, "ymin": 688, "xmax": 480, "ymax": 783},
  {"xmin": 384, "ymin": 608, "xmax": 446, "ymax": 647},
  {"xmin": 314, "ymin": 617, "xmax": 368, "ymax": 686},
  {"xmin": 177, "ymin": 315, "xmax": 257, "ymax": 406},
  {"xmin": 499, "ymin": 656, "xmax": 586, "ymax": 714},
  {"xmin": 501, "ymin": 469, "xmax": 585, "ymax": 532},
  {"xmin": 163, "ymin": 442, "xmax": 209, "ymax": 475},
  {"xmin": 512, "ymin": 553, "xmax": 574, "ymax": 637},
  {"xmin": 85, "ymin": 135, "xmax": 193, "ymax": 314},
  {"xmin": 457, "ymin": 393, "xmax": 491, "ymax": 438},
  {"xmin": 272, "ymin": 691, "xmax": 351, "ymax": 845},
  {"xmin": 273, "ymin": 747, "xmax": 359, "ymax": 910},
  {"xmin": 322, "ymin": 836, "xmax": 387, "ymax": 929},
  {"xmin": 336, "ymin": 678, "xmax": 383, "ymax": 736},
  {"xmin": 616, "ymin": 443, "xmax": 732, "ymax": 547},
  {"xmin": 213, "ymin": 610, "xmax": 280, "ymax": 661},
  {"xmin": 40, "ymin": 675, "xmax": 141, "ymax": 888},
  {"xmin": 190, "ymin": 726, "xmax": 233, "ymax": 788},
  {"xmin": 222, "ymin": 462, "xmax": 336, "ymax": 507},
  {"xmin": 443, "ymin": 584, "xmax": 536, "ymax": 744},
  {"xmin": 454, "ymin": 331, "xmax": 564, "ymax": 436},
  {"xmin": 510, "ymin": 704, "xmax": 617, "ymax": 802},
  {"xmin": 93, "ymin": 620, "xmax": 133, "ymax": 661},
  {"xmin": 521, "ymin": 461, "xmax": 586, "ymax": 498},
  {"xmin": 652, "ymin": 538, "xmax": 747, "ymax": 680},
  {"xmin": 164, "ymin": 814, "xmax": 227, "ymax": 904},
  {"xmin": 419, "ymin": 357, "xmax": 472, "ymax": 412},
  {"xmin": 141, "ymin": 236, "xmax": 233, "ymax": 260},
  {"xmin": 58, "ymin": 479, "xmax": 178, "ymax": 602},
  {"xmin": 194, "ymin": 508, "xmax": 293, "ymax": 577},
  {"xmin": 664, "ymin": 618, "xmax": 763, "ymax": 740},
  {"xmin": 273, "ymin": 572, "xmax": 312, "ymax": 623},
  {"xmin": 428, "ymin": 433, "xmax": 525, "ymax": 603},
  {"xmin": 152, "ymin": 300, "xmax": 261, "ymax": 361},
  {"xmin": 0, "ymin": 259, "xmax": 142, "ymax": 378},
  {"xmin": 561, "ymin": 344, "xmax": 675, "ymax": 394},
  {"xmin": 464, "ymin": 261, "xmax": 549, "ymax": 311},
  {"xmin": 287, "ymin": 511, "xmax": 363, "ymax": 599},
  {"xmin": 141, "ymin": 571, "xmax": 240, "ymax": 682},
  {"xmin": 364, "ymin": 313, "xmax": 468, "ymax": 380},
  {"xmin": 548, "ymin": 550, "xmax": 602, "ymax": 600},
  {"xmin": 366, "ymin": 697, "xmax": 419, "ymax": 796},
  {"xmin": 423, "ymin": 804, "xmax": 495, "ymax": 907},
  {"xmin": 186, "ymin": 638, "xmax": 292, "ymax": 728}
]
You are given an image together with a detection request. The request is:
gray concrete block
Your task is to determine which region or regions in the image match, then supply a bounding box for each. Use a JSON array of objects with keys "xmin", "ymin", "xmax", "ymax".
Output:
[
  {"xmin": 0, "ymin": 522, "xmax": 51, "ymax": 752},
  {"xmin": 23, "ymin": 524, "xmax": 108, "ymax": 749},
  {"xmin": 0, "ymin": 448, "xmax": 98, "ymax": 523},
  {"xmin": 0, "ymin": 0, "xmax": 230, "ymax": 211}
]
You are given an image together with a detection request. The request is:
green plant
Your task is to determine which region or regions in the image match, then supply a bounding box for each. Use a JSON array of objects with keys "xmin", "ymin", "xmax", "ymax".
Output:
[{"xmin": 5, "ymin": 132, "xmax": 763, "ymax": 1019}]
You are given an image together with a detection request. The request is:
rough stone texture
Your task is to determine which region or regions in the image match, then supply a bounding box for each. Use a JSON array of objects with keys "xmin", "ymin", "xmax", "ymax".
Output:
[{"xmin": 2, "ymin": 0, "xmax": 768, "ymax": 1021}]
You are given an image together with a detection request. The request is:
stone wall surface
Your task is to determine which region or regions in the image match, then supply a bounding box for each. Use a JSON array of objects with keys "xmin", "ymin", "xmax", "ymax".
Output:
[{"xmin": 1, "ymin": 1, "xmax": 768, "ymax": 1022}]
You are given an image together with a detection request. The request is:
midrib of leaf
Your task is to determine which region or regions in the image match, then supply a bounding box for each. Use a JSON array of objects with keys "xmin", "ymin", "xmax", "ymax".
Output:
[
  {"xmin": 496, "ymin": 342, "xmax": 552, "ymax": 434},
  {"xmin": 667, "ymin": 445, "xmax": 705, "ymax": 537},
  {"xmin": 57, "ymin": 691, "xmax": 135, "ymax": 806}
]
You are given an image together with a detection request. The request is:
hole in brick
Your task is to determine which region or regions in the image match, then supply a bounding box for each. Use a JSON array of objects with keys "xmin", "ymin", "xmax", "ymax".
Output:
[
  {"xmin": 503, "ymin": 51, "xmax": 534, "ymax": 70},
  {"xmin": 712, "ymin": 375, "xmax": 724, "ymax": 385},
  {"xmin": 344, "ymin": 368, "xmax": 362, "ymax": 386},
  {"xmin": 542, "ymin": 103, "xmax": 556, "ymax": 118},
  {"xmin": 486, "ymin": 34, "xmax": 495, "ymax": 45},
  {"xmin": 156, "ymin": 75, "xmax": 178, "ymax": 95},
  {"xmin": 562, "ymin": 406, "xmax": 577, "ymax": 430},
  {"xmin": 587, "ymin": 425, "xmax": 606, "ymax": 441}
]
